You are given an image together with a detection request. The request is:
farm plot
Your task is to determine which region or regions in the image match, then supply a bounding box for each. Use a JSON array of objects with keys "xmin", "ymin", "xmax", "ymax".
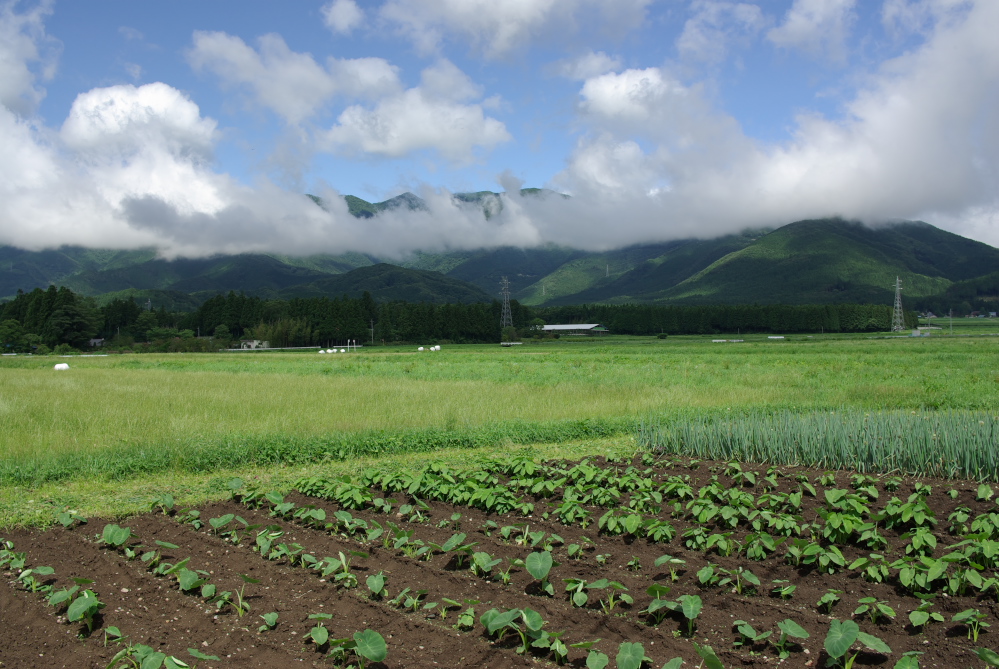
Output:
[{"xmin": 3, "ymin": 454, "xmax": 999, "ymax": 669}]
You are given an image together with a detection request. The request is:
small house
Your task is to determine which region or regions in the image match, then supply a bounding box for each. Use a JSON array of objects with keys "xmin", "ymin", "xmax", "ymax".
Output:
[{"xmin": 541, "ymin": 324, "xmax": 609, "ymax": 336}]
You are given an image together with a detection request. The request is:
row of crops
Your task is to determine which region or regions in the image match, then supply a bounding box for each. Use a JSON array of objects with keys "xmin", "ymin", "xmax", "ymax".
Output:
[{"xmin": 4, "ymin": 451, "xmax": 999, "ymax": 667}]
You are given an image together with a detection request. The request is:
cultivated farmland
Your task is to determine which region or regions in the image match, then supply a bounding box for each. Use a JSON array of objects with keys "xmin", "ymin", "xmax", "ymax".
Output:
[{"xmin": 2, "ymin": 333, "xmax": 999, "ymax": 667}]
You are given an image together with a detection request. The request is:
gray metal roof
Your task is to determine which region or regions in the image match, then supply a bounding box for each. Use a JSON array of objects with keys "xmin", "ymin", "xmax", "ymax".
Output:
[{"xmin": 542, "ymin": 324, "xmax": 608, "ymax": 331}]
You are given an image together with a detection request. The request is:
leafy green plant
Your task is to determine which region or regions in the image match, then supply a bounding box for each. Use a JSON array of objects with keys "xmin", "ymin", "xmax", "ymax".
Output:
[
  {"xmin": 18, "ymin": 565, "xmax": 55, "ymax": 594},
  {"xmin": 908, "ymin": 597, "xmax": 944, "ymax": 629},
  {"xmin": 57, "ymin": 509, "xmax": 87, "ymax": 528},
  {"xmin": 525, "ymin": 551, "xmax": 556, "ymax": 596},
  {"xmin": 773, "ymin": 619, "xmax": 809, "ymax": 659},
  {"xmin": 67, "ymin": 589, "xmax": 105, "ymax": 634},
  {"xmin": 232, "ymin": 574, "xmax": 258, "ymax": 617},
  {"xmin": 853, "ymin": 597, "xmax": 896, "ymax": 624},
  {"xmin": 101, "ymin": 524, "xmax": 134, "ymax": 549},
  {"xmin": 615, "ymin": 641, "xmax": 651, "ymax": 669},
  {"xmin": 771, "ymin": 580, "xmax": 796, "ymax": 599},
  {"xmin": 654, "ymin": 554, "xmax": 685, "ymax": 582},
  {"xmin": 148, "ymin": 493, "xmax": 174, "ymax": 515},
  {"xmin": 823, "ymin": 619, "xmax": 891, "ymax": 669},
  {"xmin": 366, "ymin": 572, "xmax": 387, "ymax": 600},
  {"xmin": 952, "ymin": 609, "xmax": 990, "ymax": 642},
  {"xmin": 258, "ymin": 612, "xmax": 279, "ymax": 632},
  {"xmin": 308, "ymin": 613, "xmax": 332, "ymax": 648},
  {"xmin": 817, "ymin": 589, "xmax": 842, "ymax": 613},
  {"xmin": 733, "ymin": 620, "xmax": 772, "ymax": 647}
]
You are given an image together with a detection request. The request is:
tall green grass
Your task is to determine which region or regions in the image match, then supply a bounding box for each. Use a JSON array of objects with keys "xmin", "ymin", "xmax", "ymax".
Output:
[{"xmin": 640, "ymin": 409, "xmax": 999, "ymax": 481}]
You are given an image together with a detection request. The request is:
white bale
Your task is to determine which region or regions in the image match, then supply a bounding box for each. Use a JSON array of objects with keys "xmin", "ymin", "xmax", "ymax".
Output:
[
  {"xmin": 328, "ymin": 349, "xmax": 335, "ymax": 353},
  {"xmin": 340, "ymin": 349, "xmax": 345, "ymax": 353},
  {"xmin": 54, "ymin": 363, "xmax": 70, "ymax": 370},
  {"xmin": 319, "ymin": 350, "xmax": 326, "ymax": 354},
  {"xmin": 418, "ymin": 347, "xmax": 424, "ymax": 351}
]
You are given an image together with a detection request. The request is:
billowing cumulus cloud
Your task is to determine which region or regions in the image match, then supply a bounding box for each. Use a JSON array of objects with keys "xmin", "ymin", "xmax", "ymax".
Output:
[
  {"xmin": 323, "ymin": 60, "xmax": 511, "ymax": 163},
  {"xmin": 322, "ymin": 0, "xmax": 364, "ymax": 35},
  {"xmin": 2, "ymin": 1, "xmax": 999, "ymax": 259},
  {"xmin": 0, "ymin": 1, "xmax": 57, "ymax": 114},
  {"xmin": 187, "ymin": 31, "xmax": 400, "ymax": 124}
]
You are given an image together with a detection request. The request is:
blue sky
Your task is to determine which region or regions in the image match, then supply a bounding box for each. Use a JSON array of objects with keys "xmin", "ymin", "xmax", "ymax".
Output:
[{"xmin": 2, "ymin": 0, "xmax": 998, "ymax": 258}]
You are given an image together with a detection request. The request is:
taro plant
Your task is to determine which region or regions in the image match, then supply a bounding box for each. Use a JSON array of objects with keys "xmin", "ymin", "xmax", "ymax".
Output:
[
  {"xmin": 525, "ymin": 551, "xmax": 556, "ymax": 596},
  {"xmin": 908, "ymin": 596, "xmax": 945, "ymax": 629},
  {"xmin": 817, "ymin": 589, "xmax": 842, "ymax": 614},
  {"xmin": 18, "ymin": 565, "xmax": 55, "ymax": 594},
  {"xmin": 654, "ymin": 554, "xmax": 685, "ymax": 582},
  {"xmin": 733, "ymin": 620, "xmax": 772, "ymax": 648},
  {"xmin": 771, "ymin": 580, "xmax": 796, "ymax": 600},
  {"xmin": 308, "ymin": 613, "xmax": 333, "ymax": 648},
  {"xmin": 773, "ymin": 619, "xmax": 809, "ymax": 659},
  {"xmin": 258, "ymin": 612, "xmax": 279, "ymax": 632},
  {"xmin": 471, "ymin": 552, "xmax": 502, "ymax": 580},
  {"xmin": 141, "ymin": 541, "xmax": 179, "ymax": 571},
  {"xmin": 366, "ymin": 572, "xmax": 388, "ymax": 600},
  {"xmin": 952, "ymin": 609, "xmax": 990, "ymax": 642},
  {"xmin": 57, "ymin": 509, "xmax": 87, "ymax": 528},
  {"xmin": 67, "ymin": 589, "xmax": 105, "ymax": 634},
  {"xmin": 823, "ymin": 619, "xmax": 891, "ymax": 669},
  {"xmin": 231, "ymin": 574, "xmax": 258, "ymax": 617},
  {"xmin": 327, "ymin": 629, "xmax": 388, "ymax": 669},
  {"xmin": 148, "ymin": 493, "xmax": 174, "ymax": 515},
  {"xmin": 853, "ymin": 597, "xmax": 896, "ymax": 624}
]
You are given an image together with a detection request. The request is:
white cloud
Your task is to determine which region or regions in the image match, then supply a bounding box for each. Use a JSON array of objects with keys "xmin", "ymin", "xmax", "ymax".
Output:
[
  {"xmin": 378, "ymin": 0, "xmax": 652, "ymax": 58},
  {"xmin": 550, "ymin": 50, "xmax": 622, "ymax": 80},
  {"xmin": 546, "ymin": 0, "xmax": 999, "ymax": 248},
  {"xmin": 881, "ymin": 0, "xmax": 970, "ymax": 37},
  {"xmin": 323, "ymin": 60, "xmax": 511, "ymax": 163},
  {"xmin": 187, "ymin": 31, "xmax": 400, "ymax": 124},
  {"xmin": 321, "ymin": 0, "xmax": 364, "ymax": 35},
  {"xmin": 0, "ymin": 1, "xmax": 57, "ymax": 114},
  {"xmin": 767, "ymin": 0, "xmax": 857, "ymax": 62},
  {"xmin": 676, "ymin": 1, "xmax": 765, "ymax": 65}
]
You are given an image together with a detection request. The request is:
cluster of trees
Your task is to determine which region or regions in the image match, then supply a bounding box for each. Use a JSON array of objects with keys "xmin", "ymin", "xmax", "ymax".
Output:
[{"xmin": 1, "ymin": 284, "xmax": 918, "ymax": 353}]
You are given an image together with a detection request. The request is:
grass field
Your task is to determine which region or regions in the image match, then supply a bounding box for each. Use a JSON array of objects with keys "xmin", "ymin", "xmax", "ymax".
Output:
[{"xmin": 2, "ymin": 328, "xmax": 998, "ymax": 525}]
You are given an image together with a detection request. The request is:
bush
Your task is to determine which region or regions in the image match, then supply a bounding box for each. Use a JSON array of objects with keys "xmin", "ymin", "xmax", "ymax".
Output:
[{"xmin": 657, "ymin": 333, "xmax": 668, "ymax": 339}]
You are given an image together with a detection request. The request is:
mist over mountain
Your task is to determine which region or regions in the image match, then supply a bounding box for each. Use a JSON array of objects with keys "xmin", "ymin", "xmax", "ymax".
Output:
[{"xmin": 2, "ymin": 190, "xmax": 998, "ymax": 310}]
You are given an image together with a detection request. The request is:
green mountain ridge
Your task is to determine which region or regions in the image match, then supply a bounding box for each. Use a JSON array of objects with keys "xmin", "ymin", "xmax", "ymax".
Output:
[{"xmin": 2, "ymin": 190, "xmax": 997, "ymax": 310}]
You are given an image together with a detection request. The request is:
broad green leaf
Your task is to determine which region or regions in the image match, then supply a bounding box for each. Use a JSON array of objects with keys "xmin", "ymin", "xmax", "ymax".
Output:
[
  {"xmin": 694, "ymin": 643, "xmax": 724, "ymax": 669},
  {"xmin": 33, "ymin": 566, "xmax": 54, "ymax": 576},
  {"xmin": 522, "ymin": 608, "xmax": 544, "ymax": 632},
  {"xmin": 777, "ymin": 619, "xmax": 809, "ymax": 639},
  {"xmin": 824, "ymin": 619, "xmax": 859, "ymax": 659},
  {"xmin": 573, "ymin": 591, "xmax": 589, "ymax": 607},
  {"xmin": 66, "ymin": 591, "xmax": 97, "ymax": 622},
  {"xmin": 353, "ymin": 629, "xmax": 387, "ymax": 662},
  {"xmin": 662, "ymin": 659, "xmax": 683, "ymax": 669},
  {"xmin": 486, "ymin": 609, "xmax": 520, "ymax": 635},
  {"xmin": 742, "ymin": 570, "xmax": 761, "ymax": 586},
  {"xmin": 893, "ymin": 656, "xmax": 920, "ymax": 669},
  {"xmin": 679, "ymin": 594, "xmax": 702, "ymax": 621},
  {"xmin": 239, "ymin": 574, "xmax": 260, "ymax": 584},
  {"xmin": 140, "ymin": 652, "xmax": 166, "ymax": 669},
  {"xmin": 367, "ymin": 574, "xmax": 385, "ymax": 593},
  {"xmin": 586, "ymin": 651, "xmax": 609, "ymax": 669},
  {"xmin": 856, "ymin": 631, "xmax": 891, "ymax": 654},
  {"xmin": 310, "ymin": 625, "xmax": 329, "ymax": 646},
  {"xmin": 646, "ymin": 584, "xmax": 671, "ymax": 599},
  {"xmin": 615, "ymin": 642, "xmax": 646, "ymax": 669},
  {"xmin": 976, "ymin": 647, "xmax": 999, "ymax": 667},
  {"xmin": 526, "ymin": 551, "xmax": 553, "ymax": 580},
  {"xmin": 909, "ymin": 610, "xmax": 929, "ymax": 627},
  {"xmin": 187, "ymin": 646, "xmax": 220, "ymax": 660}
]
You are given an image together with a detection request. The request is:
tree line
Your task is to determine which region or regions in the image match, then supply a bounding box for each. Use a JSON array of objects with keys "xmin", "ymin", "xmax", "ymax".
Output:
[{"xmin": 1, "ymin": 285, "xmax": 914, "ymax": 353}]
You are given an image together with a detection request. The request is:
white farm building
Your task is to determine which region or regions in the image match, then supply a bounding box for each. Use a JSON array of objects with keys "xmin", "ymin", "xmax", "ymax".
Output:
[{"xmin": 541, "ymin": 323, "xmax": 609, "ymax": 336}]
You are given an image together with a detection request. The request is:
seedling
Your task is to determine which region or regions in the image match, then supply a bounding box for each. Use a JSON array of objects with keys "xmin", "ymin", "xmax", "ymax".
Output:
[
  {"xmin": 102, "ymin": 626, "xmax": 127, "ymax": 647},
  {"xmin": 57, "ymin": 509, "xmax": 87, "ymax": 528},
  {"xmin": 525, "ymin": 551, "xmax": 556, "ymax": 596},
  {"xmin": 471, "ymin": 552, "xmax": 502, "ymax": 579},
  {"xmin": 258, "ymin": 612, "xmax": 279, "ymax": 632},
  {"xmin": 617, "ymin": 642, "xmax": 652, "ymax": 669},
  {"xmin": 308, "ymin": 612, "xmax": 333, "ymax": 648},
  {"xmin": 101, "ymin": 524, "xmax": 134, "ymax": 549},
  {"xmin": 771, "ymin": 580, "xmax": 796, "ymax": 599},
  {"xmin": 594, "ymin": 553, "xmax": 610, "ymax": 565},
  {"xmin": 733, "ymin": 620, "xmax": 772, "ymax": 647},
  {"xmin": 456, "ymin": 606, "xmax": 476, "ymax": 630},
  {"xmin": 141, "ymin": 541, "xmax": 179, "ymax": 570},
  {"xmin": 403, "ymin": 589, "xmax": 429, "ymax": 612},
  {"xmin": 823, "ymin": 619, "xmax": 891, "ymax": 669},
  {"xmin": 952, "ymin": 609, "xmax": 990, "ymax": 642},
  {"xmin": 480, "ymin": 608, "xmax": 549, "ymax": 655},
  {"xmin": 773, "ymin": 619, "xmax": 809, "ymax": 659},
  {"xmin": 817, "ymin": 589, "xmax": 842, "ymax": 613},
  {"xmin": 853, "ymin": 597, "xmax": 896, "ymax": 624},
  {"xmin": 626, "ymin": 556, "xmax": 642, "ymax": 571},
  {"xmin": 18, "ymin": 566, "xmax": 55, "ymax": 593},
  {"xmin": 317, "ymin": 551, "xmax": 366, "ymax": 588},
  {"xmin": 328, "ymin": 629, "xmax": 387, "ymax": 669},
  {"xmin": 366, "ymin": 572, "xmax": 388, "ymax": 600},
  {"xmin": 67, "ymin": 589, "xmax": 105, "ymax": 634},
  {"xmin": 148, "ymin": 493, "xmax": 174, "ymax": 515},
  {"xmin": 654, "ymin": 554, "xmax": 685, "ymax": 582},
  {"xmin": 592, "ymin": 580, "xmax": 631, "ymax": 613},
  {"xmin": 908, "ymin": 596, "xmax": 945, "ymax": 629},
  {"xmin": 498, "ymin": 557, "xmax": 523, "ymax": 585},
  {"xmin": 728, "ymin": 566, "xmax": 760, "ymax": 595},
  {"xmin": 233, "ymin": 574, "xmax": 258, "ymax": 617}
]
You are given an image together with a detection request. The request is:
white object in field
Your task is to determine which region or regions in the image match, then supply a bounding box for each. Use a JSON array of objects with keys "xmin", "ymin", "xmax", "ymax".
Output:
[
  {"xmin": 418, "ymin": 347, "xmax": 424, "ymax": 351},
  {"xmin": 54, "ymin": 363, "xmax": 70, "ymax": 370},
  {"xmin": 318, "ymin": 349, "xmax": 326, "ymax": 354},
  {"xmin": 340, "ymin": 349, "xmax": 345, "ymax": 353},
  {"xmin": 329, "ymin": 349, "xmax": 336, "ymax": 353}
]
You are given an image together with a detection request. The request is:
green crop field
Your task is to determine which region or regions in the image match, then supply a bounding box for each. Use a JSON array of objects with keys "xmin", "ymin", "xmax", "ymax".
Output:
[{"xmin": 2, "ymin": 328, "xmax": 998, "ymax": 525}]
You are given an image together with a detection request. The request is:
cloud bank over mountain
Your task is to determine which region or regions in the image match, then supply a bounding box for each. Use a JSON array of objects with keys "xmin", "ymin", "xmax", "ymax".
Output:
[{"xmin": 1, "ymin": 0, "xmax": 998, "ymax": 259}]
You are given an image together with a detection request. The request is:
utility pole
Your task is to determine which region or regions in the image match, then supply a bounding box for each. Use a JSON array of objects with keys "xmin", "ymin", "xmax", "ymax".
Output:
[
  {"xmin": 500, "ymin": 277, "xmax": 513, "ymax": 329},
  {"xmin": 370, "ymin": 319, "xmax": 374, "ymax": 345},
  {"xmin": 891, "ymin": 277, "xmax": 905, "ymax": 332}
]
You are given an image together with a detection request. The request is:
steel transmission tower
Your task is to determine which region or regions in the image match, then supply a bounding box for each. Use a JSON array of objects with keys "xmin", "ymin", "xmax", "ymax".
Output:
[
  {"xmin": 891, "ymin": 276, "xmax": 905, "ymax": 332},
  {"xmin": 500, "ymin": 276, "xmax": 513, "ymax": 329}
]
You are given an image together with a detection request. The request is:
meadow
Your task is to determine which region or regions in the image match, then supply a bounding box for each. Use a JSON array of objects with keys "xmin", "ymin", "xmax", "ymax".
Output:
[{"xmin": 1, "ymin": 328, "xmax": 997, "ymax": 523}]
